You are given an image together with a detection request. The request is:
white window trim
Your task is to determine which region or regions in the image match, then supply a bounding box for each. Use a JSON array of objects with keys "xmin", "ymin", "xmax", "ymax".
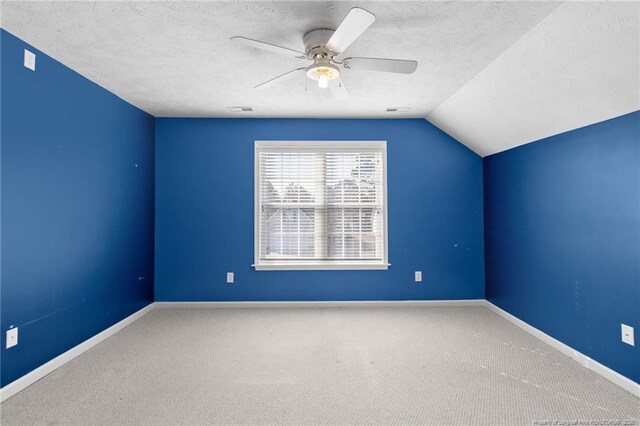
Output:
[{"xmin": 254, "ymin": 140, "xmax": 389, "ymax": 271}]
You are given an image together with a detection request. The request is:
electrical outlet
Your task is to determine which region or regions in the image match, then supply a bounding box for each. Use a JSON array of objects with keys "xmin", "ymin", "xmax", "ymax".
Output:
[
  {"xmin": 6, "ymin": 327, "xmax": 18, "ymax": 349},
  {"xmin": 621, "ymin": 324, "xmax": 635, "ymax": 346},
  {"xmin": 24, "ymin": 49, "xmax": 36, "ymax": 71},
  {"xmin": 415, "ymin": 271, "xmax": 422, "ymax": 282},
  {"xmin": 226, "ymin": 272, "xmax": 234, "ymax": 284}
]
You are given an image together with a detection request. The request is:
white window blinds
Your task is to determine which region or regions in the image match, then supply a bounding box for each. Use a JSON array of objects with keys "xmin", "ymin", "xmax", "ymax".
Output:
[{"xmin": 255, "ymin": 141, "xmax": 388, "ymax": 270}]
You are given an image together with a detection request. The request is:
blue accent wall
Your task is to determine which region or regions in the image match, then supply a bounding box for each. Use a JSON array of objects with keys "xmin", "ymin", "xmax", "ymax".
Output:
[
  {"xmin": 1, "ymin": 30, "xmax": 155, "ymax": 387},
  {"xmin": 484, "ymin": 111, "xmax": 640, "ymax": 384},
  {"xmin": 155, "ymin": 118, "xmax": 485, "ymax": 302}
]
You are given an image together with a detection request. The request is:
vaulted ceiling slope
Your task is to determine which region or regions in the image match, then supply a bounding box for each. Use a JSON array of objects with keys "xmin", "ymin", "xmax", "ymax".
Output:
[
  {"xmin": 427, "ymin": 1, "xmax": 640, "ymax": 156},
  {"xmin": 1, "ymin": 1, "xmax": 638, "ymax": 156}
]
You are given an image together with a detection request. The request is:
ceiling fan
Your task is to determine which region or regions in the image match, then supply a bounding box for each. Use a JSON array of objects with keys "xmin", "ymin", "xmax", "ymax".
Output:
[{"xmin": 230, "ymin": 7, "xmax": 418, "ymax": 98}]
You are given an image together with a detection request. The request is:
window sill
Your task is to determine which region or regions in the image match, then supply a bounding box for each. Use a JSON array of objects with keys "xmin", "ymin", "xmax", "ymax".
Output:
[{"xmin": 253, "ymin": 262, "xmax": 390, "ymax": 271}]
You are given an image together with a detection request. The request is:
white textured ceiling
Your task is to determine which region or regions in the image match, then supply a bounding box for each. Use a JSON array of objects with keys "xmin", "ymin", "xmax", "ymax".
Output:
[
  {"xmin": 1, "ymin": 1, "xmax": 638, "ymax": 156},
  {"xmin": 0, "ymin": 1, "xmax": 560, "ymax": 117}
]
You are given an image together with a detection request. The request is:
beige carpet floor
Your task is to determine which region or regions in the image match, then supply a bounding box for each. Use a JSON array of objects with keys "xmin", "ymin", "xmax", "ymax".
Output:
[{"xmin": 1, "ymin": 306, "xmax": 638, "ymax": 425}]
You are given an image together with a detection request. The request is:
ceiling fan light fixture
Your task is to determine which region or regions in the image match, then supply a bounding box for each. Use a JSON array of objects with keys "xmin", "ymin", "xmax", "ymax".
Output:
[{"xmin": 306, "ymin": 63, "xmax": 339, "ymax": 89}]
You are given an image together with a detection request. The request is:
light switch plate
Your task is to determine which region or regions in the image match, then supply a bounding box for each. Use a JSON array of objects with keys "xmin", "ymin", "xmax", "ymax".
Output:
[
  {"xmin": 415, "ymin": 271, "xmax": 422, "ymax": 282},
  {"xmin": 621, "ymin": 324, "xmax": 634, "ymax": 346},
  {"xmin": 6, "ymin": 327, "xmax": 18, "ymax": 349},
  {"xmin": 226, "ymin": 272, "xmax": 234, "ymax": 284},
  {"xmin": 24, "ymin": 49, "xmax": 36, "ymax": 71}
]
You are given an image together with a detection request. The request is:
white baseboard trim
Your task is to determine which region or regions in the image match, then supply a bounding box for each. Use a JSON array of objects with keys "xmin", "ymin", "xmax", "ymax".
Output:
[
  {"xmin": 484, "ymin": 300, "xmax": 640, "ymax": 397},
  {"xmin": 0, "ymin": 304, "xmax": 155, "ymax": 403},
  {"xmin": 153, "ymin": 299, "xmax": 487, "ymax": 309}
]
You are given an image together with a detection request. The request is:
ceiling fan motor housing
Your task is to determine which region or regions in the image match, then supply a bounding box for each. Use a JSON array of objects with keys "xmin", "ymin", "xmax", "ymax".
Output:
[{"xmin": 303, "ymin": 28, "xmax": 336, "ymax": 57}]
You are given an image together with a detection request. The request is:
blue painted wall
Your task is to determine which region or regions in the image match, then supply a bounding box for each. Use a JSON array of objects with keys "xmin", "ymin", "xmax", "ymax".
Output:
[
  {"xmin": 1, "ymin": 30, "xmax": 155, "ymax": 387},
  {"xmin": 484, "ymin": 111, "xmax": 640, "ymax": 384},
  {"xmin": 155, "ymin": 118, "xmax": 485, "ymax": 301}
]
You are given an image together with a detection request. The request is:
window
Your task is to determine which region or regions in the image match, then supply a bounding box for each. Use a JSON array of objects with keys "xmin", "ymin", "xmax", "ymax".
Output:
[{"xmin": 255, "ymin": 141, "xmax": 388, "ymax": 270}]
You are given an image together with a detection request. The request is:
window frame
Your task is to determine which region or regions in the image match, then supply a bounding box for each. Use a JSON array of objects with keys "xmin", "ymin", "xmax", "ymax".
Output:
[{"xmin": 254, "ymin": 140, "xmax": 389, "ymax": 271}]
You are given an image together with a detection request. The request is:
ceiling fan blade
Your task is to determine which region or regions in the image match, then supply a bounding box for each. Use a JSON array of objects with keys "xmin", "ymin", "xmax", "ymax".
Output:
[
  {"xmin": 343, "ymin": 57, "xmax": 418, "ymax": 74},
  {"xmin": 254, "ymin": 68, "xmax": 307, "ymax": 90},
  {"xmin": 325, "ymin": 7, "xmax": 375, "ymax": 54},
  {"xmin": 230, "ymin": 36, "xmax": 306, "ymax": 59},
  {"xmin": 329, "ymin": 78, "xmax": 349, "ymax": 100}
]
